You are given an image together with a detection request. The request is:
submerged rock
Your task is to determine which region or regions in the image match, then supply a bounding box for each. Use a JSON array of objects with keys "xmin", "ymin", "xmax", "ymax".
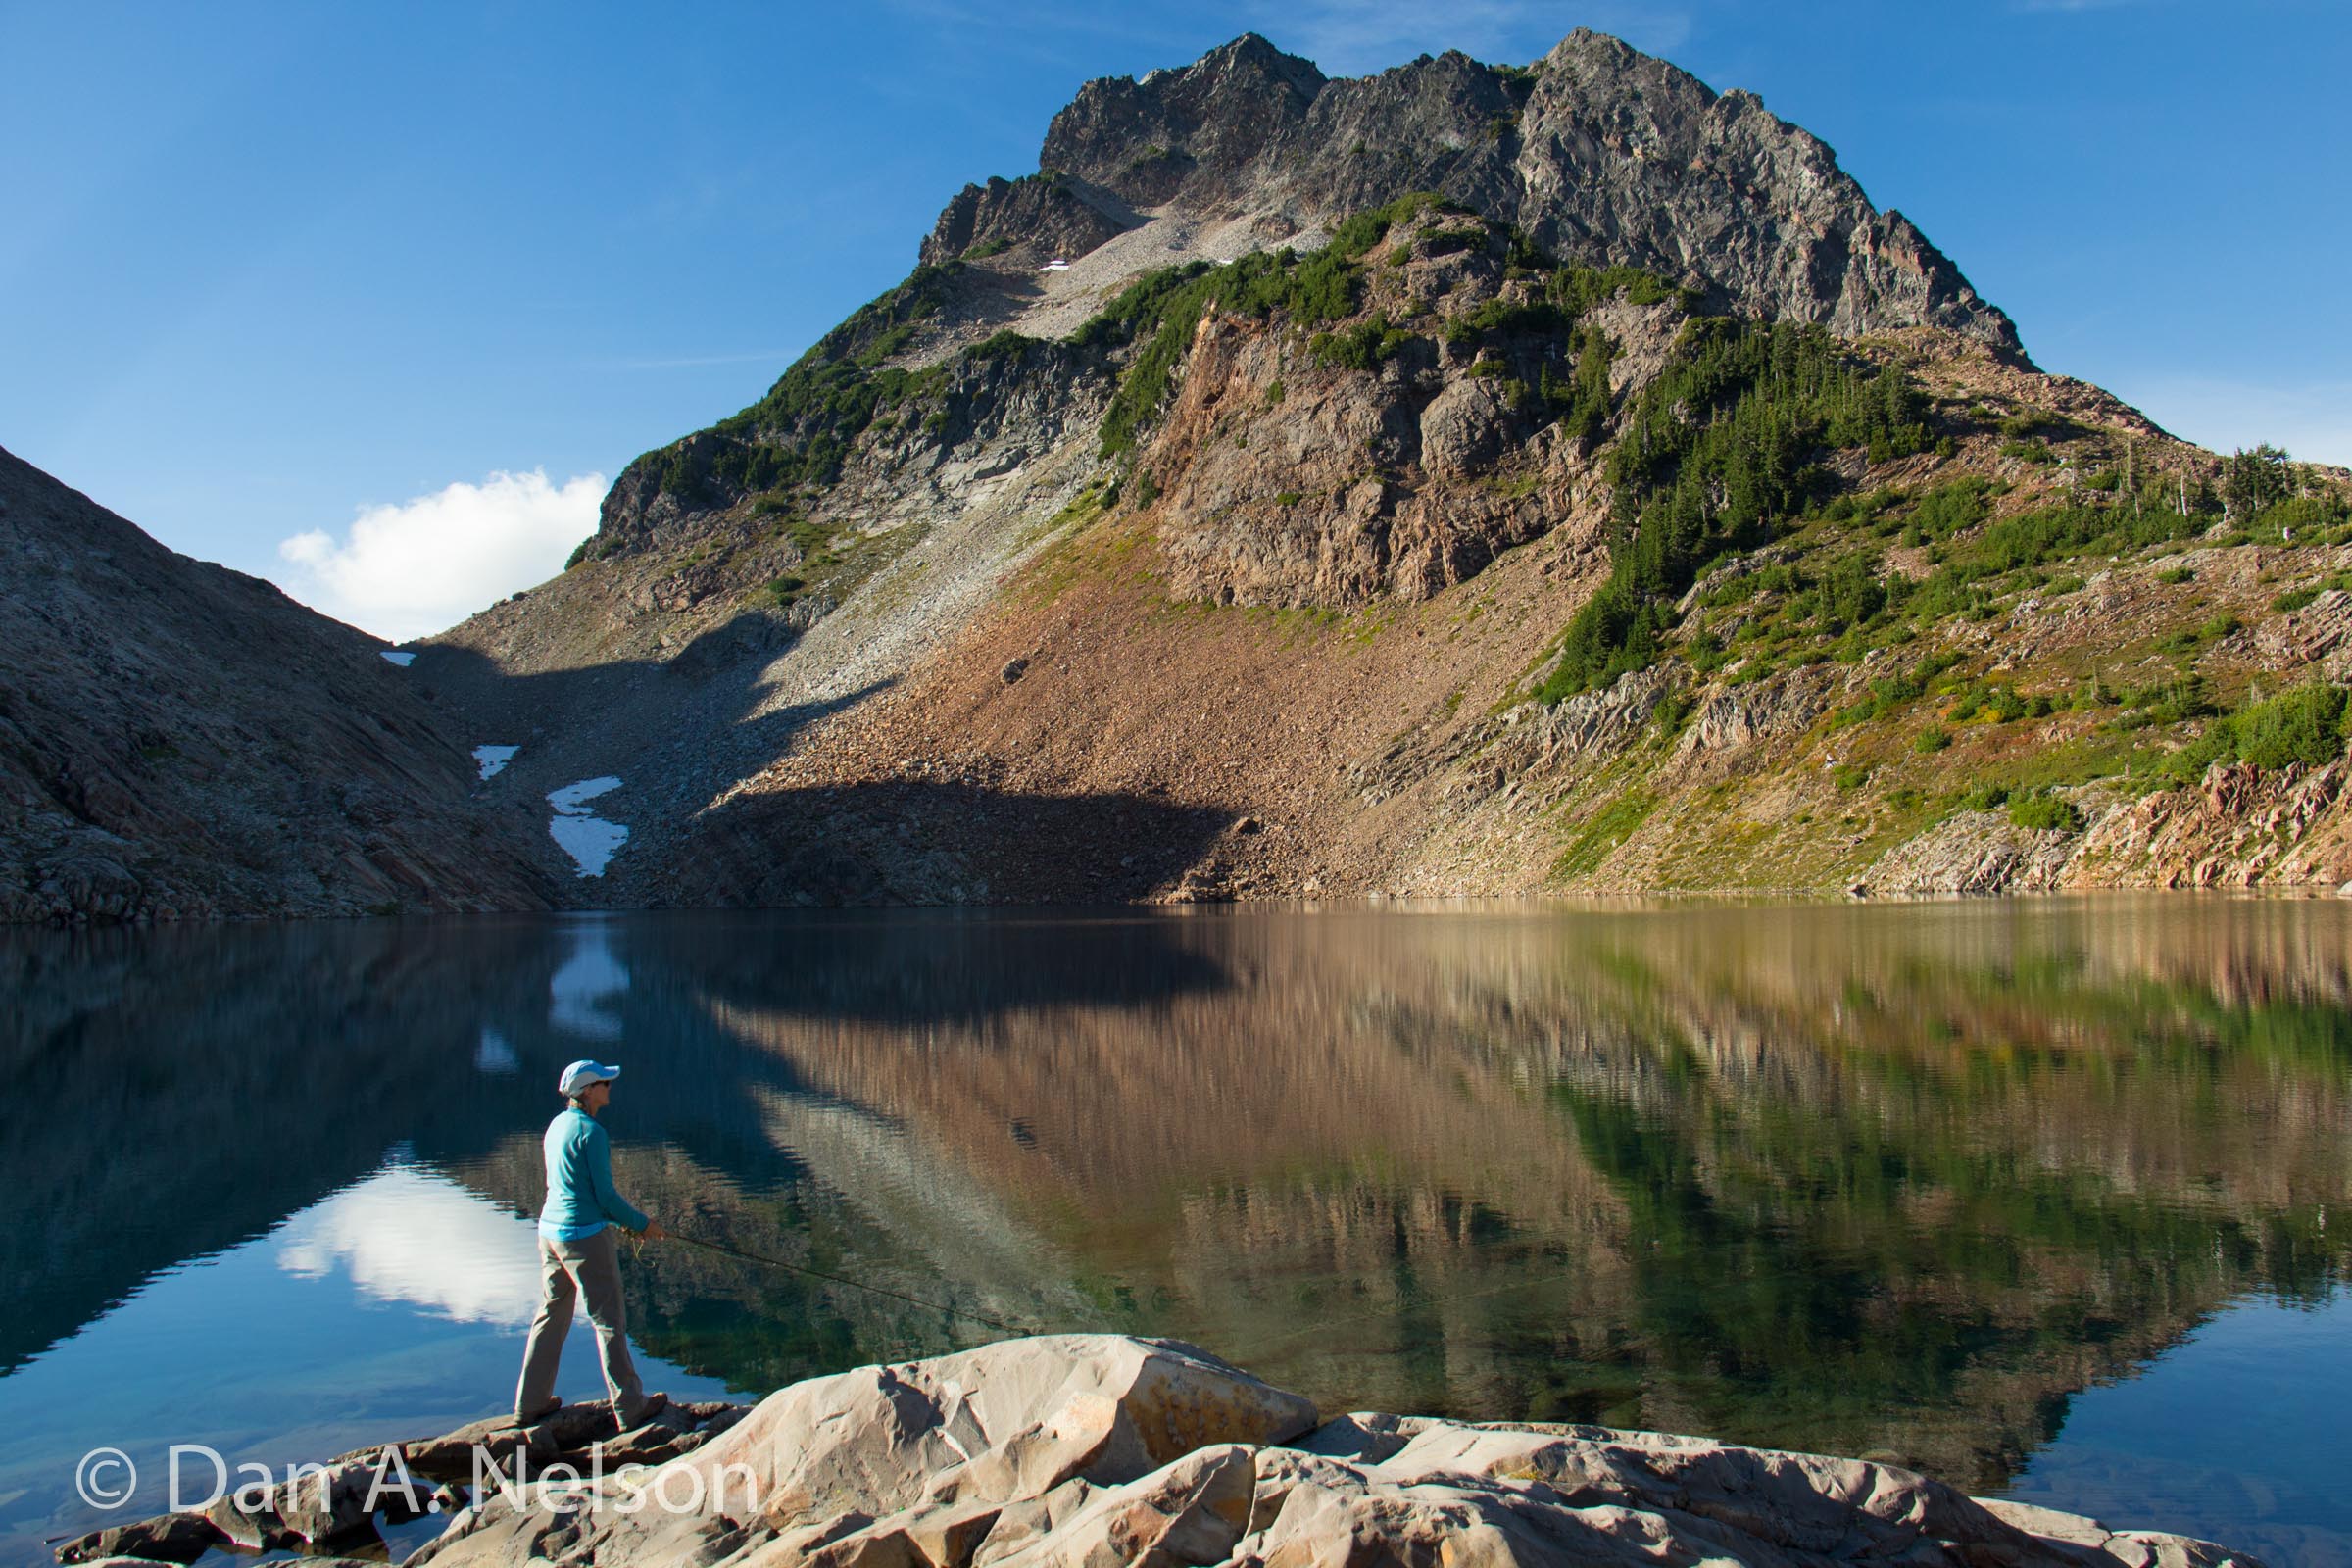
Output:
[{"xmin": 63, "ymin": 1336, "xmax": 2262, "ymax": 1568}]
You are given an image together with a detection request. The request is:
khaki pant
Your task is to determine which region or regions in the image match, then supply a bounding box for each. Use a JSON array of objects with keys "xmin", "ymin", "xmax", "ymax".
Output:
[{"xmin": 514, "ymin": 1228, "xmax": 649, "ymax": 1421}]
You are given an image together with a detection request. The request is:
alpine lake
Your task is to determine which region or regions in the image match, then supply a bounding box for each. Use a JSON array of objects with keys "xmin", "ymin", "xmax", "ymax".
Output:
[{"xmin": 4, "ymin": 898, "xmax": 2348, "ymax": 1565}]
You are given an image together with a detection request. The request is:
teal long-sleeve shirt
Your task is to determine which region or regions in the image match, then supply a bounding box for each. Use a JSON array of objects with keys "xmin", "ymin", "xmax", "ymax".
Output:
[{"xmin": 537, "ymin": 1105, "xmax": 650, "ymax": 1241}]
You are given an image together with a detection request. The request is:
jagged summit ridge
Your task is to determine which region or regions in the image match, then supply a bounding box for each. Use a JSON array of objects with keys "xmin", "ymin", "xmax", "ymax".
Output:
[{"xmin": 924, "ymin": 28, "xmax": 2022, "ymax": 357}]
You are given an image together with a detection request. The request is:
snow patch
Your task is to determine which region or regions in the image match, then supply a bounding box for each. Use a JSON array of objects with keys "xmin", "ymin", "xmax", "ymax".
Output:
[
  {"xmin": 551, "ymin": 817, "xmax": 628, "ymax": 878},
  {"xmin": 472, "ymin": 744, "xmax": 519, "ymax": 780},
  {"xmin": 548, "ymin": 776, "xmax": 628, "ymax": 877},
  {"xmin": 549, "ymin": 776, "xmax": 621, "ymax": 813},
  {"xmin": 550, "ymin": 921, "xmax": 628, "ymax": 1038},
  {"xmin": 380, "ymin": 650, "xmax": 416, "ymax": 666}
]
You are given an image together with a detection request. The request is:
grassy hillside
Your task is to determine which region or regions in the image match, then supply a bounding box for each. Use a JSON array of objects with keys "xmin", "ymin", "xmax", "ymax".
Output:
[{"xmin": 461, "ymin": 196, "xmax": 2352, "ymax": 905}]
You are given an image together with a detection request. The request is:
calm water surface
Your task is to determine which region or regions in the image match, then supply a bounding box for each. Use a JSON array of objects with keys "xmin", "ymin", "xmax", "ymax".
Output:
[{"xmin": 3, "ymin": 900, "xmax": 2348, "ymax": 1565}]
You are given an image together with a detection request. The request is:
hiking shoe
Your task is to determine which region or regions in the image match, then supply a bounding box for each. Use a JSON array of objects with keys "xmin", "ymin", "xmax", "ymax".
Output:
[
  {"xmin": 618, "ymin": 1392, "xmax": 667, "ymax": 1427},
  {"xmin": 514, "ymin": 1396, "xmax": 563, "ymax": 1426}
]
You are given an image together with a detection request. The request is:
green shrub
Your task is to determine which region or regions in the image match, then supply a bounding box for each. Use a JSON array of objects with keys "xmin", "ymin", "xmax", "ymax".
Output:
[
  {"xmin": 1998, "ymin": 408, "xmax": 2077, "ymax": 441},
  {"xmin": 1819, "ymin": 553, "xmax": 1887, "ymax": 633},
  {"xmin": 1556, "ymin": 322, "xmax": 1615, "ymax": 444},
  {"xmin": 2157, "ymin": 613, "xmax": 2240, "ymax": 655},
  {"xmin": 1946, "ymin": 683, "xmax": 2048, "ymax": 723},
  {"xmin": 1310, "ymin": 313, "xmax": 1421, "ymax": 371},
  {"xmin": 1914, "ymin": 727, "xmax": 1951, "ymax": 754},
  {"xmin": 1907, "ymin": 479, "xmax": 1992, "ymax": 542},
  {"xmin": 969, "ymin": 329, "xmax": 1043, "ymax": 360},
  {"xmin": 1826, "ymin": 484, "xmax": 1907, "ymax": 529},
  {"xmin": 1443, "ymin": 297, "xmax": 1569, "ymax": 346},
  {"xmin": 2229, "ymin": 684, "xmax": 2351, "ymax": 769},
  {"xmin": 2008, "ymin": 793, "xmax": 2082, "ymax": 832},
  {"xmin": 2115, "ymin": 676, "xmax": 2214, "ymax": 727},
  {"xmin": 1653, "ymin": 689, "xmax": 1694, "ymax": 735},
  {"xmin": 1959, "ymin": 782, "xmax": 2011, "ymax": 812},
  {"xmin": 2169, "ymin": 683, "xmax": 2351, "ymax": 778},
  {"xmin": 2273, "ymin": 586, "xmax": 2322, "ymax": 612}
]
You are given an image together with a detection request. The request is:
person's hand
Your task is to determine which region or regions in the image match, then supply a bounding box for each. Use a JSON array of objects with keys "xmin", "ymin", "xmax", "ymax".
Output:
[{"xmin": 641, "ymin": 1219, "xmax": 666, "ymax": 1242}]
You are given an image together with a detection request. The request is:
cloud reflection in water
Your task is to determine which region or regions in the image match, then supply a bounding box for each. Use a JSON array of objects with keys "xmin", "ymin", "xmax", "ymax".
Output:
[{"xmin": 276, "ymin": 1165, "xmax": 542, "ymax": 1328}]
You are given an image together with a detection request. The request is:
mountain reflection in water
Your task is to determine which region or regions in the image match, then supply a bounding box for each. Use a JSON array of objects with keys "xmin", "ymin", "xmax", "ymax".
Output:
[{"xmin": 3, "ymin": 901, "xmax": 2348, "ymax": 1564}]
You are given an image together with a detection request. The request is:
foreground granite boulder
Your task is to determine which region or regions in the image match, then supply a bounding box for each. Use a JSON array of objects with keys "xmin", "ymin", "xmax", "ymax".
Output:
[
  {"xmin": 411, "ymin": 1337, "xmax": 2254, "ymax": 1568},
  {"xmin": 65, "ymin": 1336, "xmax": 2261, "ymax": 1568}
]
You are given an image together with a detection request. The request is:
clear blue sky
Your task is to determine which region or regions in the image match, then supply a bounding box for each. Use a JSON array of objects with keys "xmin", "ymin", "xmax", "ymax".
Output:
[{"xmin": 3, "ymin": 2, "xmax": 2346, "ymax": 636}]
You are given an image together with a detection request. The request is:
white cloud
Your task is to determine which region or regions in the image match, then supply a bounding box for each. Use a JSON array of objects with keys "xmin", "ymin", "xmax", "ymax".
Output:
[
  {"xmin": 2116, "ymin": 377, "xmax": 2352, "ymax": 470},
  {"xmin": 276, "ymin": 467, "xmax": 604, "ymax": 641}
]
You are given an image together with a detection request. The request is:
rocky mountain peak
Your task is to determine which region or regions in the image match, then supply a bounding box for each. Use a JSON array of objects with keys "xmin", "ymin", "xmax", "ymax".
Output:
[
  {"xmin": 928, "ymin": 28, "xmax": 2024, "ymax": 358},
  {"xmin": 1150, "ymin": 29, "xmax": 1327, "ymax": 100},
  {"xmin": 1041, "ymin": 32, "xmax": 1326, "ymax": 191}
]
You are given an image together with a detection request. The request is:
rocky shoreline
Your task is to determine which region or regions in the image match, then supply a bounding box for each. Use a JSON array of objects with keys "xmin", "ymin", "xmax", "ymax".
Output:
[{"xmin": 59, "ymin": 1336, "xmax": 2259, "ymax": 1568}]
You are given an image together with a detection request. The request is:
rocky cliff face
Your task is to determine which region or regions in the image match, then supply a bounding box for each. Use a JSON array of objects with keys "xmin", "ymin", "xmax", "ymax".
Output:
[
  {"xmin": 0, "ymin": 448, "xmax": 558, "ymax": 921},
  {"xmin": 935, "ymin": 31, "xmax": 2021, "ymax": 355}
]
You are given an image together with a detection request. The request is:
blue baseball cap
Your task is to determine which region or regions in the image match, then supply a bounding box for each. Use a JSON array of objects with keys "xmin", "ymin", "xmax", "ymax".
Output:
[{"xmin": 558, "ymin": 1059, "xmax": 621, "ymax": 1096}]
